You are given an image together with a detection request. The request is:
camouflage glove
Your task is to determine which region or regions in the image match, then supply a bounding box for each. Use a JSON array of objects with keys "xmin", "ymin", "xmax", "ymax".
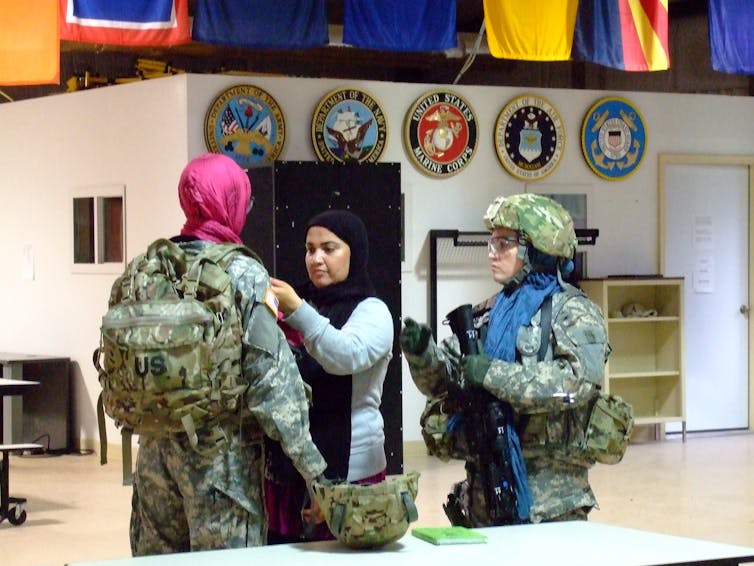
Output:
[
  {"xmin": 400, "ymin": 317, "xmax": 432, "ymax": 355},
  {"xmin": 461, "ymin": 354, "xmax": 492, "ymax": 389}
]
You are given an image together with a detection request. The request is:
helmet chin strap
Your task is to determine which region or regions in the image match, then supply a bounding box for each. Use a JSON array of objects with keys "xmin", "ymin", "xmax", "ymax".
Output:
[
  {"xmin": 502, "ymin": 243, "xmax": 531, "ymax": 290},
  {"xmin": 503, "ymin": 245, "xmax": 572, "ymax": 291},
  {"xmin": 556, "ymin": 262, "xmax": 568, "ymax": 288}
]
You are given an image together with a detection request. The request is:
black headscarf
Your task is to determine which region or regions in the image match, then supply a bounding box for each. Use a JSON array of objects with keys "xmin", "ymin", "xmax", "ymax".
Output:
[{"xmin": 296, "ymin": 209, "xmax": 376, "ymax": 328}]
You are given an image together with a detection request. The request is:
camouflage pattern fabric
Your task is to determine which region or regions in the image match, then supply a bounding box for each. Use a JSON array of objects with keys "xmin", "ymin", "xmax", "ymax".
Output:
[
  {"xmin": 126, "ymin": 240, "xmax": 326, "ymax": 556},
  {"xmin": 483, "ymin": 194, "xmax": 577, "ymax": 259},
  {"xmin": 98, "ymin": 238, "xmax": 250, "ymax": 453},
  {"xmin": 584, "ymin": 393, "xmax": 634, "ymax": 464},
  {"xmin": 404, "ymin": 284, "xmax": 610, "ymax": 525},
  {"xmin": 130, "ymin": 432, "xmax": 265, "ymax": 553},
  {"xmin": 419, "ymin": 393, "xmax": 469, "ymax": 462},
  {"xmin": 312, "ymin": 471, "xmax": 420, "ymax": 548}
]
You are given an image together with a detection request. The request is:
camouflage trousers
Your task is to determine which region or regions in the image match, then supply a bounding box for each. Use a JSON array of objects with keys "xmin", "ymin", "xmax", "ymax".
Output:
[
  {"xmin": 452, "ymin": 455, "xmax": 596, "ymax": 527},
  {"xmin": 130, "ymin": 434, "xmax": 265, "ymax": 556}
]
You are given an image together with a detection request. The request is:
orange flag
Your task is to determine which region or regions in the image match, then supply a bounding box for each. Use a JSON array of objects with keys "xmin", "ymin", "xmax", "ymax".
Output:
[{"xmin": 0, "ymin": 1, "xmax": 60, "ymax": 86}]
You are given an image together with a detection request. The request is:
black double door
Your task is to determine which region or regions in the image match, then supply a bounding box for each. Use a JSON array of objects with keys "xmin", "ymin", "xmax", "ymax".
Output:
[{"xmin": 242, "ymin": 161, "xmax": 403, "ymax": 474}]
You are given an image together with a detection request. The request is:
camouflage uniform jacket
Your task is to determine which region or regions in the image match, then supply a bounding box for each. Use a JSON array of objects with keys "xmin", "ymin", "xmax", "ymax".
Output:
[
  {"xmin": 131, "ymin": 240, "xmax": 326, "ymax": 554},
  {"xmin": 405, "ymin": 283, "xmax": 609, "ymax": 524}
]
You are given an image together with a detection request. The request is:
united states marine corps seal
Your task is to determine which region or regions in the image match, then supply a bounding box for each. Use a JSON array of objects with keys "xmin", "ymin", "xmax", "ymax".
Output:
[
  {"xmin": 311, "ymin": 87, "xmax": 387, "ymax": 163},
  {"xmin": 204, "ymin": 84, "xmax": 285, "ymax": 168},
  {"xmin": 494, "ymin": 94, "xmax": 565, "ymax": 181},
  {"xmin": 404, "ymin": 90, "xmax": 477, "ymax": 178},
  {"xmin": 581, "ymin": 96, "xmax": 646, "ymax": 180}
]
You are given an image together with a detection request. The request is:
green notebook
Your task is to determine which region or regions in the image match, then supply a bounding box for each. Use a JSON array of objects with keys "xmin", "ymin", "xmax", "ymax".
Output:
[{"xmin": 411, "ymin": 526, "xmax": 488, "ymax": 545}]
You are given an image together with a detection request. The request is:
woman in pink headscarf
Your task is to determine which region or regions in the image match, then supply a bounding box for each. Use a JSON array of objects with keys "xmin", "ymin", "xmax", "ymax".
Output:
[
  {"xmin": 129, "ymin": 153, "xmax": 325, "ymax": 557},
  {"xmin": 177, "ymin": 152, "xmax": 250, "ymax": 244}
]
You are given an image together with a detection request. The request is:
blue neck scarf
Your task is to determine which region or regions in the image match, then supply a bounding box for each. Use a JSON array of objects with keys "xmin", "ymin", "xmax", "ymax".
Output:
[{"xmin": 484, "ymin": 270, "xmax": 560, "ymax": 361}]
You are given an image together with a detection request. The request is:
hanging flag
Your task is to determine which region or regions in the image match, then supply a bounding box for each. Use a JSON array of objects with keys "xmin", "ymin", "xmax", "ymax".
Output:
[
  {"xmin": 59, "ymin": 0, "xmax": 190, "ymax": 46},
  {"xmin": 192, "ymin": 0, "xmax": 328, "ymax": 49},
  {"xmin": 342, "ymin": 0, "xmax": 457, "ymax": 52},
  {"xmin": 483, "ymin": 0, "xmax": 579, "ymax": 61},
  {"xmin": 573, "ymin": 0, "xmax": 669, "ymax": 72},
  {"xmin": 0, "ymin": 1, "xmax": 59, "ymax": 85},
  {"xmin": 709, "ymin": 0, "xmax": 754, "ymax": 74}
]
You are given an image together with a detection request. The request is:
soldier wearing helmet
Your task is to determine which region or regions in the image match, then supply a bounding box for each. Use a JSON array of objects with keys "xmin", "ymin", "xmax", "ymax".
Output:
[{"xmin": 400, "ymin": 193, "xmax": 609, "ymax": 527}]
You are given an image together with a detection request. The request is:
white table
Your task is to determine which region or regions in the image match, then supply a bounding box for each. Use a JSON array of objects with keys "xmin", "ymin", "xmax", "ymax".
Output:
[{"xmin": 66, "ymin": 521, "xmax": 754, "ymax": 566}]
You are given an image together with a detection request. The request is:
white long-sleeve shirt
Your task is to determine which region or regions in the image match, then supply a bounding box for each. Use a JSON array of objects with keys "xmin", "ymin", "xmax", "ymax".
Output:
[{"xmin": 283, "ymin": 296, "xmax": 393, "ymax": 481}]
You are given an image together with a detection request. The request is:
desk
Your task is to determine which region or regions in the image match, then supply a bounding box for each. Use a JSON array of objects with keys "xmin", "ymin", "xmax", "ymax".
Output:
[
  {"xmin": 66, "ymin": 521, "xmax": 754, "ymax": 566},
  {"xmin": 1, "ymin": 352, "xmax": 71, "ymax": 451},
  {"xmin": 0, "ymin": 378, "xmax": 39, "ymax": 396},
  {"xmin": 0, "ymin": 377, "xmax": 42, "ymax": 525}
]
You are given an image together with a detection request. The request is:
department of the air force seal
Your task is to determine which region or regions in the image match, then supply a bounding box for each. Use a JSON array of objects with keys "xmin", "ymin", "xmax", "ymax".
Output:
[
  {"xmin": 495, "ymin": 94, "xmax": 565, "ymax": 181},
  {"xmin": 581, "ymin": 96, "xmax": 646, "ymax": 180},
  {"xmin": 204, "ymin": 84, "xmax": 285, "ymax": 168},
  {"xmin": 311, "ymin": 87, "xmax": 387, "ymax": 164},
  {"xmin": 404, "ymin": 90, "xmax": 477, "ymax": 178}
]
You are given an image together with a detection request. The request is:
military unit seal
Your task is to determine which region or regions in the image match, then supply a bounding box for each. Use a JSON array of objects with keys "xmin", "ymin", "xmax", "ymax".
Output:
[
  {"xmin": 494, "ymin": 94, "xmax": 565, "ymax": 181},
  {"xmin": 204, "ymin": 84, "xmax": 285, "ymax": 168},
  {"xmin": 311, "ymin": 87, "xmax": 387, "ymax": 164},
  {"xmin": 581, "ymin": 96, "xmax": 646, "ymax": 180},
  {"xmin": 403, "ymin": 90, "xmax": 478, "ymax": 178}
]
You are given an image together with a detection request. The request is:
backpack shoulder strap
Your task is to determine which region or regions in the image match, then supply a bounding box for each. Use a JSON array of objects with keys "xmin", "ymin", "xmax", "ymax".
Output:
[
  {"xmin": 189, "ymin": 243, "xmax": 262, "ymax": 272},
  {"xmin": 537, "ymin": 295, "xmax": 553, "ymax": 362},
  {"xmin": 536, "ymin": 283, "xmax": 586, "ymax": 361},
  {"xmin": 181, "ymin": 243, "xmax": 262, "ymax": 297}
]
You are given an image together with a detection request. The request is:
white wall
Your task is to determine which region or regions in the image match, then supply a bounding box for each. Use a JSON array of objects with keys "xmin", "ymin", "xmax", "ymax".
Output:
[{"xmin": 1, "ymin": 73, "xmax": 753, "ymax": 448}]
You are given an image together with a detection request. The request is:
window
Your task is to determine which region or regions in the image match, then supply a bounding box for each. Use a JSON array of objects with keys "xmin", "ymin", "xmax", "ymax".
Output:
[{"xmin": 71, "ymin": 185, "xmax": 125, "ymax": 273}]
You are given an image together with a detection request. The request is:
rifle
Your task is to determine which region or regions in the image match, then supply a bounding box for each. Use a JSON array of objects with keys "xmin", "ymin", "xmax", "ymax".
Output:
[{"xmin": 443, "ymin": 304, "xmax": 520, "ymax": 525}]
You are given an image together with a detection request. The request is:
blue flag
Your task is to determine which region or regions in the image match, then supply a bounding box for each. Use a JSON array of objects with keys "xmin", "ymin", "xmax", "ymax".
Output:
[
  {"xmin": 709, "ymin": 0, "xmax": 754, "ymax": 74},
  {"xmin": 343, "ymin": 0, "xmax": 457, "ymax": 52},
  {"xmin": 60, "ymin": 0, "xmax": 191, "ymax": 46},
  {"xmin": 192, "ymin": 0, "xmax": 328, "ymax": 49}
]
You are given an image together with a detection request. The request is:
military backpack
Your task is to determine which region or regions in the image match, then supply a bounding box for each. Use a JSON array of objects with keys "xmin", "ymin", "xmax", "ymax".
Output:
[{"xmin": 93, "ymin": 238, "xmax": 258, "ymax": 483}]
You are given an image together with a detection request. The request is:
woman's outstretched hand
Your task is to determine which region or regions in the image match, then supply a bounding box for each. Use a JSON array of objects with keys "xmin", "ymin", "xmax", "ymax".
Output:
[{"xmin": 270, "ymin": 277, "xmax": 304, "ymax": 315}]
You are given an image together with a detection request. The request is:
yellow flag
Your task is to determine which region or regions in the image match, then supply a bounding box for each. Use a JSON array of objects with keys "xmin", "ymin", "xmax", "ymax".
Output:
[
  {"xmin": 0, "ymin": 1, "xmax": 60, "ymax": 85},
  {"xmin": 483, "ymin": 0, "xmax": 579, "ymax": 61}
]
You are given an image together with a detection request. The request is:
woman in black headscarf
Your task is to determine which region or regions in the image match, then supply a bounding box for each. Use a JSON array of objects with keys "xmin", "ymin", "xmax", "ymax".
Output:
[{"xmin": 264, "ymin": 209, "xmax": 394, "ymax": 543}]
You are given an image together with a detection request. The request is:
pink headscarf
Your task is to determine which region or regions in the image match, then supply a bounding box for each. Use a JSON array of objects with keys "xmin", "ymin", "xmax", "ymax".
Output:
[{"xmin": 178, "ymin": 153, "xmax": 252, "ymax": 244}]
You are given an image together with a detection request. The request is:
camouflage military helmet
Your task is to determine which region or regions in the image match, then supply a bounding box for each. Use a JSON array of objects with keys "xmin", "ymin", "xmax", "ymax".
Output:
[
  {"xmin": 312, "ymin": 471, "xmax": 420, "ymax": 549},
  {"xmin": 483, "ymin": 193, "xmax": 577, "ymax": 259}
]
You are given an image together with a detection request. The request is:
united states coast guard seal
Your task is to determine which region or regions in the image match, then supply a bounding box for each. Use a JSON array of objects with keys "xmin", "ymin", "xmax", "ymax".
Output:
[
  {"xmin": 581, "ymin": 96, "xmax": 646, "ymax": 180},
  {"xmin": 404, "ymin": 90, "xmax": 477, "ymax": 178},
  {"xmin": 204, "ymin": 84, "xmax": 285, "ymax": 168},
  {"xmin": 494, "ymin": 94, "xmax": 565, "ymax": 181},
  {"xmin": 311, "ymin": 87, "xmax": 387, "ymax": 164}
]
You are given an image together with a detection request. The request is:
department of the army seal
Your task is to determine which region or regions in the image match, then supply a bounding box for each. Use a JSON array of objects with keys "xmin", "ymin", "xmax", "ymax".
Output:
[
  {"xmin": 403, "ymin": 90, "xmax": 478, "ymax": 178},
  {"xmin": 204, "ymin": 84, "xmax": 285, "ymax": 168},
  {"xmin": 494, "ymin": 94, "xmax": 565, "ymax": 181},
  {"xmin": 311, "ymin": 87, "xmax": 387, "ymax": 164},
  {"xmin": 581, "ymin": 96, "xmax": 646, "ymax": 180}
]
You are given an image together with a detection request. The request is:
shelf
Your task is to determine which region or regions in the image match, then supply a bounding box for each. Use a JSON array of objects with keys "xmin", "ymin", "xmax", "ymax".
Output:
[
  {"xmin": 609, "ymin": 371, "xmax": 681, "ymax": 380},
  {"xmin": 580, "ymin": 277, "xmax": 685, "ymax": 435},
  {"xmin": 608, "ymin": 316, "xmax": 680, "ymax": 323},
  {"xmin": 634, "ymin": 416, "xmax": 684, "ymax": 426}
]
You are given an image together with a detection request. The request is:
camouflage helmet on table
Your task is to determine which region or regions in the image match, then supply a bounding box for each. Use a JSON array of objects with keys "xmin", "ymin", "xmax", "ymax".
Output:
[
  {"xmin": 312, "ymin": 471, "xmax": 420, "ymax": 549},
  {"xmin": 483, "ymin": 193, "xmax": 577, "ymax": 259}
]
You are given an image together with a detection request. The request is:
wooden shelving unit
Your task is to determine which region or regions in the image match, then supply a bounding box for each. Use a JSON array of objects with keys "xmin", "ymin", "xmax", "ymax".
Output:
[{"xmin": 580, "ymin": 278, "xmax": 686, "ymax": 440}]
